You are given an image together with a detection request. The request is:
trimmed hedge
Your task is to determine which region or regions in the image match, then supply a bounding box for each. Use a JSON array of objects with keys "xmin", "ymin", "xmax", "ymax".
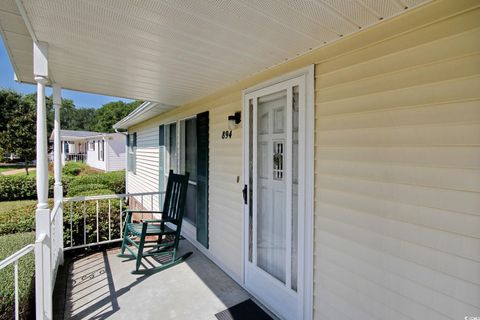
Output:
[
  {"xmin": 0, "ymin": 175, "xmax": 54, "ymax": 201},
  {"xmin": 0, "ymin": 202, "xmax": 36, "ymax": 237},
  {"xmin": 0, "ymin": 232, "xmax": 35, "ymax": 320},
  {"xmin": 74, "ymin": 189, "xmax": 115, "ymax": 197},
  {"xmin": 66, "ymin": 171, "xmax": 125, "ymax": 195},
  {"xmin": 66, "ymin": 183, "xmax": 109, "ymax": 197},
  {"xmin": 0, "ymin": 200, "xmax": 54, "ymax": 237},
  {"xmin": 0, "ymin": 170, "xmax": 125, "ymax": 201}
]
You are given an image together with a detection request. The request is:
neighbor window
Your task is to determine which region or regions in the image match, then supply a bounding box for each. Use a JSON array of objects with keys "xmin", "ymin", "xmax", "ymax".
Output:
[
  {"xmin": 88, "ymin": 141, "xmax": 95, "ymax": 151},
  {"xmin": 98, "ymin": 139, "xmax": 105, "ymax": 161},
  {"xmin": 127, "ymin": 133, "xmax": 137, "ymax": 173}
]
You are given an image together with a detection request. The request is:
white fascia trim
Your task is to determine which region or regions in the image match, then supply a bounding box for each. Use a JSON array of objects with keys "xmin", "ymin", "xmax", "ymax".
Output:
[{"xmin": 113, "ymin": 101, "xmax": 176, "ymax": 130}]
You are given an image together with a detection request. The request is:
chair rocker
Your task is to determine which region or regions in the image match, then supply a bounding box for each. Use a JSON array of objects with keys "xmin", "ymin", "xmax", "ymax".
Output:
[{"xmin": 118, "ymin": 170, "xmax": 192, "ymax": 274}]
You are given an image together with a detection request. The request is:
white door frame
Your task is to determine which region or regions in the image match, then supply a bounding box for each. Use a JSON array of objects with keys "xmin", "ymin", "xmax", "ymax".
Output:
[{"xmin": 242, "ymin": 65, "xmax": 314, "ymax": 320}]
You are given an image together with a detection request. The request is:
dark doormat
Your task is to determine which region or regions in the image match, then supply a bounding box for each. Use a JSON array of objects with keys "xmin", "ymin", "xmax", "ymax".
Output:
[{"xmin": 215, "ymin": 299, "xmax": 273, "ymax": 320}]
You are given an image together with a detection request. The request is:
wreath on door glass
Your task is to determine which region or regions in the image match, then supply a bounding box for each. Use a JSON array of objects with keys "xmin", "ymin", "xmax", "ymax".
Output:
[{"xmin": 273, "ymin": 152, "xmax": 283, "ymax": 169}]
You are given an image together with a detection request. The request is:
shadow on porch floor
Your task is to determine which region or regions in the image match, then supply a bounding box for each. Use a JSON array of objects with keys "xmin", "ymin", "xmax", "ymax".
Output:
[{"xmin": 54, "ymin": 240, "xmax": 253, "ymax": 320}]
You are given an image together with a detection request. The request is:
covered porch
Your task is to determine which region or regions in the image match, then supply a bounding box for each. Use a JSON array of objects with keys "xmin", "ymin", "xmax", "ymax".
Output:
[
  {"xmin": 54, "ymin": 241, "xmax": 256, "ymax": 320},
  {"xmin": 1, "ymin": 0, "xmax": 479, "ymax": 319}
]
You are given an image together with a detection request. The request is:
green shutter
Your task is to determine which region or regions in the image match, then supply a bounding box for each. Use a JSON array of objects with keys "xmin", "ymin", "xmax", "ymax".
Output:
[
  {"xmin": 196, "ymin": 111, "xmax": 209, "ymax": 248},
  {"xmin": 159, "ymin": 125, "xmax": 165, "ymax": 191},
  {"xmin": 126, "ymin": 133, "xmax": 130, "ymax": 147}
]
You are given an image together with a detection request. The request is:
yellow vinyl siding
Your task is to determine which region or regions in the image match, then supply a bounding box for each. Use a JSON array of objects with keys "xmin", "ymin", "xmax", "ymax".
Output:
[
  {"xmin": 128, "ymin": 92, "xmax": 245, "ymax": 279},
  {"xmin": 314, "ymin": 5, "xmax": 480, "ymax": 320},
  {"xmin": 125, "ymin": 1, "xmax": 480, "ymax": 317}
]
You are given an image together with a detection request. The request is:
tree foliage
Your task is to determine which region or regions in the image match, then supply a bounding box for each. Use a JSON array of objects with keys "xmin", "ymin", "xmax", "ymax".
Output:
[
  {"xmin": 0, "ymin": 89, "xmax": 141, "ymax": 165},
  {"xmin": 90, "ymin": 100, "xmax": 142, "ymax": 133},
  {"xmin": 0, "ymin": 94, "xmax": 36, "ymax": 173}
]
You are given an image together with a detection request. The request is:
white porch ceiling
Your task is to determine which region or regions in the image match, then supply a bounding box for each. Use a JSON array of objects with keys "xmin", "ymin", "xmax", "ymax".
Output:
[{"xmin": 0, "ymin": 0, "xmax": 430, "ymax": 107}]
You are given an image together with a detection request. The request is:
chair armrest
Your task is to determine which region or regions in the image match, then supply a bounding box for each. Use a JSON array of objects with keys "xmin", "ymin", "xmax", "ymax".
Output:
[
  {"xmin": 125, "ymin": 210, "xmax": 164, "ymax": 214},
  {"xmin": 141, "ymin": 218, "xmax": 176, "ymax": 223}
]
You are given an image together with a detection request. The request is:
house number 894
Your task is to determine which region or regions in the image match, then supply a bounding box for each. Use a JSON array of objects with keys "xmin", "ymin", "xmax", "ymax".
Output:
[{"xmin": 222, "ymin": 130, "xmax": 232, "ymax": 139}]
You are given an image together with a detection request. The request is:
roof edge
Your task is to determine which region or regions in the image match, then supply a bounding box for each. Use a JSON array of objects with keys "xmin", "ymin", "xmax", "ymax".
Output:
[{"xmin": 113, "ymin": 101, "xmax": 175, "ymax": 130}]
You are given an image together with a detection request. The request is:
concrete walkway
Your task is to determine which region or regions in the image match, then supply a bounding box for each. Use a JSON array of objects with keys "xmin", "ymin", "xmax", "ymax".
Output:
[
  {"xmin": 61, "ymin": 241, "xmax": 251, "ymax": 320},
  {"xmin": 0, "ymin": 168, "xmax": 35, "ymax": 175}
]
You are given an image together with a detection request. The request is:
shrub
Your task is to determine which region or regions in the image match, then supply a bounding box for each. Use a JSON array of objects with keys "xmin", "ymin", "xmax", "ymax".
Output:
[
  {"xmin": 0, "ymin": 232, "xmax": 35, "ymax": 320},
  {"xmin": 0, "ymin": 200, "xmax": 54, "ymax": 236},
  {"xmin": 0, "ymin": 175, "xmax": 54, "ymax": 201},
  {"xmin": 74, "ymin": 189, "xmax": 115, "ymax": 197},
  {"xmin": 67, "ymin": 171, "xmax": 125, "ymax": 195},
  {"xmin": 62, "ymin": 162, "xmax": 88, "ymax": 176},
  {"xmin": 0, "ymin": 202, "xmax": 36, "ymax": 236},
  {"xmin": 0, "ymin": 170, "xmax": 125, "ymax": 201},
  {"xmin": 66, "ymin": 183, "xmax": 109, "ymax": 197},
  {"xmin": 63, "ymin": 196, "xmax": 123, "ymax": 247}
]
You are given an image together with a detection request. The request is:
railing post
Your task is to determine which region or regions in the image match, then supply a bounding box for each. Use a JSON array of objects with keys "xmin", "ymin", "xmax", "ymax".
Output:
[
  {"xmin": 53, "ymin": 84, "xmax": 64, "ymax": 265},
  {"xmin": 34, "ymin": 41, "xmax": 52, "ymax": 320}
]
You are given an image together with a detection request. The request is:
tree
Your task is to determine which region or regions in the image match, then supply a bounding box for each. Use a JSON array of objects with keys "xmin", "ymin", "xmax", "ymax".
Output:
[
  {"xmin": 0, "ymin": 89, "xmax": 22, "ymax": 133},
  {"xmin": 0, "ymin": 97, "xmax": 36, "ymax": 174},
  {"xmin": 90, "ymin": 100, "xmax": 142, "ymax": 133},
  {"xmin": 0, "ymin": 89, "xmax": 23, "ymax": 161}
]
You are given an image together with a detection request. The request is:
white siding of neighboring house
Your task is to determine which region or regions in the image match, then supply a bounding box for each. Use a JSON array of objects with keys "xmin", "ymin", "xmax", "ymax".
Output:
[
  {"xmin": 86, "ymin": 139, "xmax": 106, "ymax": 171},
  {"xmin": 125, "ymin": 2, "xmax": 480, "ymax": 318},
  {"xmin": 106, "ymin": 134, "xmax": 126, "ymax": 172}
]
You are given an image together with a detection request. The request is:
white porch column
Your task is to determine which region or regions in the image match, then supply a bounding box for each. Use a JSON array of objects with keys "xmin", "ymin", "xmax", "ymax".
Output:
[
  {"xmin": 33, "ymin": 41, "xmax": 52, "ymax": 320},
  {"xmin": 53, "ymin": 84, "xmax": 63, "ymax": 200},
  {"xmin": 52, "ymin": 84, "xmax": 64, "ymax": 266}
]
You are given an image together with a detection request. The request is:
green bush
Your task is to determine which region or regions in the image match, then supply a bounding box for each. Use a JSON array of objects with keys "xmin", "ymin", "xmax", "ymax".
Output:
[
  {"xmin": 62, "ymin": 162, "xmax": 88, "ymax": 176},
  {"xmin": 66, "ymin": 183, "xmax": 109, "ymax": 197},
  {"xmin": 0, "ymin": 170, "xmax": 125, "ymax": 201},
  {"xmin": 0, "ymin": 202, "xmax": 36, "ymax": 236},
  {"xmin": 74, "ymin": 189, "xmax": 115, "ymax": 197},
  {"xmin": 0, "ymin": 232, "xmax": 35, "ymax": 320},
  {"xmin": 0, "ymin": 175, "xmax": 54, "ymax": 201},
  {"xmin": 63, "ymin": 196, "xmax": 123, "ymax": 247},
  {"xmin": 67, "ymin": 171, "xmax": 125, "ymax": 195},
  {"xmin": 0, "ymin": 200, "xmax": 54, "ymax": 236}
]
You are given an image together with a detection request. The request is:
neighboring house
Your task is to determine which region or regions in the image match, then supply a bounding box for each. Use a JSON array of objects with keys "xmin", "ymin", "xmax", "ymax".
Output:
[
  {"xmin": 1, "ymin": 1, "xmax": 479, "ymax": 319},
  {"xmin": 49, "ymin": 130, "xmax": 126, "ymax": 172}
]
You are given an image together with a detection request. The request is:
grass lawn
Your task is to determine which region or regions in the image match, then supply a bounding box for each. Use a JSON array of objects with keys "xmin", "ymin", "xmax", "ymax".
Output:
[{"xmin": 0, "ymin": 200, "xmax": 37, "ymax": 213}]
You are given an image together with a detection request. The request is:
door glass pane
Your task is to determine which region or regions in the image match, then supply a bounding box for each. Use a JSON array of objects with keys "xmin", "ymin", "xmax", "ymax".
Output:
[
  {"xmin": 256, "ymin": 90, "xmax": 287, "ymax": 283},
  {"xmin": 248, "ymin": 99, "xmax": 253, "ymax": 263},
  {"xmin": 291, "ymin": 86, "xmax": 299, "ymax": 291}
]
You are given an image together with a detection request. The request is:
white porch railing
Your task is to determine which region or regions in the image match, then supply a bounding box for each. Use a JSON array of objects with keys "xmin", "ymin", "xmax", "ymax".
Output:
[
  {"xmin": 63, "ymin": 191, "xmax": 164, "ymax": 250},
  {"xmin": 0, "ymin": 191, "xmax": 163, "ymax": 319},
  {"xmin": 0, "ymin": 244, "xmax": 35, "ymax": 320},
  {"xmin": 65, "ymin": 153, "xmax": 86, "ymax": 162},
  {"xmin": 50, "ymin": 200, "xmax": 63, "ymax": 287}
]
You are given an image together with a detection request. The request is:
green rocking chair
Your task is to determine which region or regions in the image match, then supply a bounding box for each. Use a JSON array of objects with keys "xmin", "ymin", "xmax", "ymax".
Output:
[{"xmin": 118, "ymin": 170, "xmax": 192, "ymax": 274}]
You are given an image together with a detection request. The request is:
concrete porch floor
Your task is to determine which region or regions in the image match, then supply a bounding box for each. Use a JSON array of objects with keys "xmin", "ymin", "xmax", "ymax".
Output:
[{"xmin": 58, "ymin": 241, "xmax": 254, "ymax": 319}]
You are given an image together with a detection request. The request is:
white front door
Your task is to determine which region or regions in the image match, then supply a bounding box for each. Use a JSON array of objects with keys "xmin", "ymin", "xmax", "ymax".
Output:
[{"xmin": 244, "ymin": 75, "xmax": 307, "ymax": 319}]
